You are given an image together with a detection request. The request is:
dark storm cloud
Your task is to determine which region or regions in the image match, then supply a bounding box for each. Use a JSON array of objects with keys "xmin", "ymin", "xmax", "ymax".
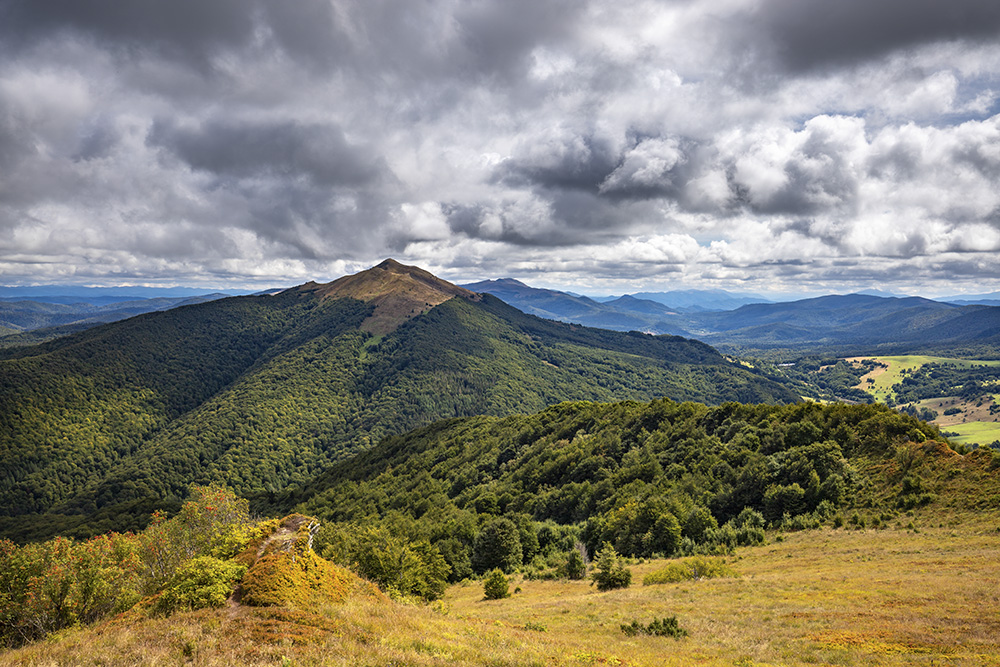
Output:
[
  {"xmin": 3, "ymin": 0, "xmax": 1000, "ymax": 294},
  {"xmin": 452, "ymin": 0, "xmax": 580, "ymax": 79},
  {"xmin": 0, "ymin": 100, "xmax": 36, "ymax": 171},
  {"xmin": 496, "ymin": 134, "xmax": 620, "ymax": 193},
  {"xmin": 144, "ymin": 117, "xmax": 400, "ymax": 259},
  {"xmin": 0, "ymin": 0, "xmax": 254, "ymax": 68},
  {"xmin": 72, "ymin": 119, "xmax": 120, "ymax": 162},
  {"xmin": 0, "ymin": 0, "xmax": 583, "ymax": 84},
  {"xmin": 148, "ymin": 118, "xmax": 390, "ymax": 187},
  {"xmin": 753, "ymin": 0, "xmax": 1000, "ymax": 72}
]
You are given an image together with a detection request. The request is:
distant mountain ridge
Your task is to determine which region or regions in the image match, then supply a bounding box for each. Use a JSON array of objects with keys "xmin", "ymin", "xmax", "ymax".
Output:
[
  {"xmin": 0, "ymin": 293, "xmax": 234, "ymax": 348},
  {"xmin": 0, "ymin": 285, "xmax": 249, "ymax": 301},
  {"xmin": 464, "ymin": 280, "xmax": 1000, "ymax": 352},
  {"xmin": 596, "ymin": 289, "xmax": 772, "ymax": 312},
  {"xmin": 0, "ymin": 260, "xmax": 794, "ymax": 542}
]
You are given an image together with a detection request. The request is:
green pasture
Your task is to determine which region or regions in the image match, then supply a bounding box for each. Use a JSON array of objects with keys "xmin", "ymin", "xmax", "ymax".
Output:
[
  {"xmin": 944, "ymin": 421, "xmax": 1000, "ymax": 447},
  {"xmin": 855, "ymin": 355, "xmax": 1000, "ymax": 402}
]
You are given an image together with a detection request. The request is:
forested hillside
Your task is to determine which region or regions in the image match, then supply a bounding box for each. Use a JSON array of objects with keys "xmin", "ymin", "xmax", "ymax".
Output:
[
  {"xmin": 267, "ymin": 397, "xmax": 997, "ymax": 594},
  {"xmin": 1, "ymin": 395, "xmax": 997, "ymax": 658},
  {"xmin": 0, "ymin": 262, "xmax": 794, "ymax": 542}
]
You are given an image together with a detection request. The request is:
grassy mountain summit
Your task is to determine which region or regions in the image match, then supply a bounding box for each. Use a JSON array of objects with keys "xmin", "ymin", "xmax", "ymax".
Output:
[
  {"xmin": 300, "ymin": 258, "xmax": 481, "ymax": 335},
  {"xmin": 0, "ymin": 261, "xmax": 795, "ymax": 542}
]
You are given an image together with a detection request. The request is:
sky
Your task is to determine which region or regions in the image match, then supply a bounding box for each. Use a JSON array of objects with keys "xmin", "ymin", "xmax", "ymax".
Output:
[{"xmin": 2, "ymin": 1, "xmax": 1000, "ymax": 297}]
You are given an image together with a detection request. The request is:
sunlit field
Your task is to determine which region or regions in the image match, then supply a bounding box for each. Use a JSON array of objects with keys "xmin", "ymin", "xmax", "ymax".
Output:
[
  {"xmin": 5, "ymin": 511, "xmax": 997, "ymax": 667},
  {"xmin": 945, "ymin": 421, "xmax": 1000, "ymax": 447},
  {"xmin": 850, "ymin": 355, "xmax": 1000, "ymax": 403}
]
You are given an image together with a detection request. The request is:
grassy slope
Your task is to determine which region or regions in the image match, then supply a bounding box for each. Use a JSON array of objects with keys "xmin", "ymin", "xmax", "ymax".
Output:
[
  {"xmin": 4, "ymin": 516, "xmax": 996, "ymax": 666},
  {"xmin": 852, "ymin": 355, "xmax": 1000, "ymax": 401},
  {"xmin": 445, "ymin": 519, "xmax": 1000, "ymax": 667}
]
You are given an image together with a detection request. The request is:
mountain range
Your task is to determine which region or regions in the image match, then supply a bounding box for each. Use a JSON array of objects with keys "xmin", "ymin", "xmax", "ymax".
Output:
[
  {"xmin": 466, "ymin": 281, "xmax": 1000, "ymax": 353},
  {"xmin": 8, "ymin": 277, "xmax": 1000, "ymax": 357},
  {"xmin": 0, "ymin": 260, "xmax": 793, "ymax": 542}
]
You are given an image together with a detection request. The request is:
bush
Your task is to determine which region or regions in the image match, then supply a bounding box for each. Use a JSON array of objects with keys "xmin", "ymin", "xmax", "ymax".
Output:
[
  {"xmin": 0, "ymin": 533, "xmax": 144, "ymax": 648},
  {"xmin": 158, "ymin": 556, "xmax": 246, "ymax": 613},
  {"xmin": 565, "ymin": 546, "xmax": 587, "ymax": 580},
  {"xmin": 621, "ymin": 616, "xmax": 688, "ymax": 638},
  {"xmin": 138, "ymin": 484, "xmax": 252, "ymax": 594},
  {"xmin": 482, "ymin": 568, "xmax": 509, "ymax": 600},
  {"xmin": 763, "ymin": 483, "xmax": 806, "ymax": 524},
  {"xmin": 346, "ymin": 526, "xmax": 451, "ymax": 601},
  {"xmin": 643, "ymin": 556, "xmax": 736, "ymax": 585},
  {"xmin": 591, "ymin": 542, "xmax": 631, "ymax": 591},
  {"xmin": 682, "ymin": 506, "xmax": 718, "ymax": 543}
]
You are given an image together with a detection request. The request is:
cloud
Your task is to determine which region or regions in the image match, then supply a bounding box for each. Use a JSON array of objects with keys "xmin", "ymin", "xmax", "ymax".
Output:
[
  {"xmin": 148, "ymin": 118, "xmax": 389, "ymax": 187},
  {"xmin": 1, "ymin": 0, "xmax": 1000, "ymax": 295},
  {"xmin": 749, "ymin": 0, "xmax": 1000, "ymax": 73}
]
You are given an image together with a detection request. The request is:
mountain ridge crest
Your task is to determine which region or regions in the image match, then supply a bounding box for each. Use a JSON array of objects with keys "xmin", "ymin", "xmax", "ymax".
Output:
[{"xmin": 298, "ymin": 259, "xmax": 480, "ymax": 335}]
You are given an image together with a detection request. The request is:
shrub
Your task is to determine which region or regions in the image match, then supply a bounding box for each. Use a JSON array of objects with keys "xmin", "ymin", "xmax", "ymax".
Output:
[
  {"xmin": 138, "ymin": 484, "xmax": 252, "ymax": 594},
  {"xmin": 158, "ymin": 556, "xmax": 246, "ymax": 613},
  {"xmin": 683, "ymin": 507, "xmax": 718, "ymax": 543},
  {"xmin": 482, "ymin": 569, "xmax": 509, "ymax": 600},
  {"xmin": 643, "ymin": 556, "xmax": 736, "ymax": 585},
  {"xmin": 591, "ymin": 542, "xmax": 631, "ymax": 591},
  {"xmin": 763, "ymin": 483, "xmax": 806, "ymax": 524},
  {"xmin": 344, "ymin": 526, "xmax": 451, "ymax": 601},
  {"xmin": 0, "ymin": 533, "xmax": 144, "ymax": 648},
  {"xmin": 621, "ymin": 616, "xmax": 688, "ymax": 639},
  {"xmin": 565, "ymin": 546, "xmax": 587, "ymax": 580}
]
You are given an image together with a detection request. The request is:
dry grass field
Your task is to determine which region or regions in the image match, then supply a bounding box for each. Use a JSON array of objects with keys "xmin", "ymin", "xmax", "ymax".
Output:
[
  {"xmin": 444, "ymin": 515, "xmax": 1000, "ymax": 667},
  {"xmin": 5, "ymin": 511, "xmax": 998, "ymax": 667}
]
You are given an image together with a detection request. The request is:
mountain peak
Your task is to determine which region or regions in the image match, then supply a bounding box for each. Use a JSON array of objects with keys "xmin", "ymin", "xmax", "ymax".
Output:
[
  {"xmin": 374, "ymin": 258, "xmax": 407, "ymax": 271},
  {"xmin": 307, "ymin": 260, "xmax": 479, "ymax": 335}
]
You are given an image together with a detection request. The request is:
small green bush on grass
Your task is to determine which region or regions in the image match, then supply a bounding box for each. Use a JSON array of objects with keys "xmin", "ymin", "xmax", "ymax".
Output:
[
  {"xmin": 642, "ymin": 556, "xmax": 737, "ymax": 585},
  {"xmin": 621, "ymin": 616, "xmax": 688, "ymax": 638},
  {"xmin": 591, "ymin": 543, "xmax": 631, "ymax": 591},
  {"xmin": 482, "ymin": 568, "xmax": 510, "ymax": 600}
]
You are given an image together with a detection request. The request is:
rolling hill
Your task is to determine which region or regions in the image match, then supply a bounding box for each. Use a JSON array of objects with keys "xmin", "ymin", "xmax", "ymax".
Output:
[{"xmin": 0, "ymin": 260, "xmax": 794, "ymax": 542}]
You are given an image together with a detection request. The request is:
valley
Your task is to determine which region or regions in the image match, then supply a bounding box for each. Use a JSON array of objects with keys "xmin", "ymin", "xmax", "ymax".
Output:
[{"xmin": 1, "ymin": 261, "xmax": 998, "ymax": 665}]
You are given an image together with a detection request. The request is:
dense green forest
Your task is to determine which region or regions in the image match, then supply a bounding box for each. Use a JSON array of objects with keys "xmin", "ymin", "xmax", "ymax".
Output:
[
  {"xmin": 0, "ymin": 273, "xmax": 794, "ymax": 542},
  {"xmin": 890, "ymin": 362, "xmax": 1000, "ymax": 404},
  {"xmin": 258, "ymin": 398, "xmax": 990, "ymax": 593}
]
